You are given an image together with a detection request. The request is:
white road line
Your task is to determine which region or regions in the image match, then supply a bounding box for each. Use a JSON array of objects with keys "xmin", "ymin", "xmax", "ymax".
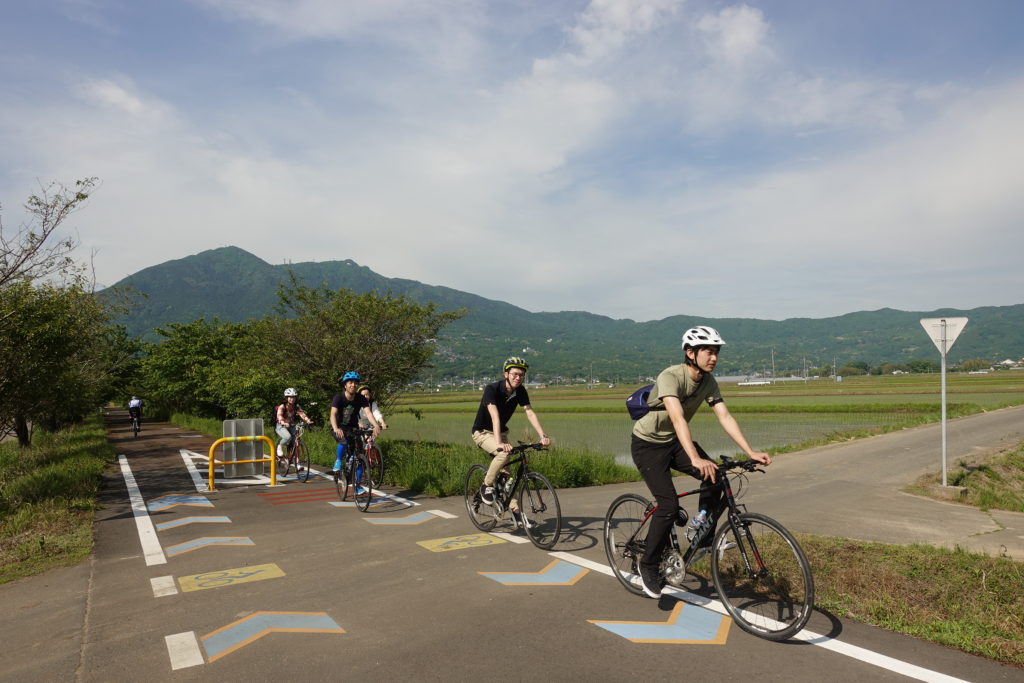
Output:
[
  {"xmin": 151, "ymin": 575, "xmax": 178, "ymax": 597},
  {"xmin": 490, "ymin": 531, "xmax": 530, "ymax": 544},
  {"xmin": 118, "ymin": 455, "xmax": 166, "ymax": 566},
  {"xmin": 549, "ymin": 551, "xmax": 968, "ymax": 683},
  {"xmin": 428, "ymin": 509, "xmax": 458, "ymax": 519},
  {"xmin": 165, "ymin": 631, "xmax": 204, "ymax": 670},
  {"xmin": 180, "ymin": 450, "xmax": 206, "ymax": 492}
]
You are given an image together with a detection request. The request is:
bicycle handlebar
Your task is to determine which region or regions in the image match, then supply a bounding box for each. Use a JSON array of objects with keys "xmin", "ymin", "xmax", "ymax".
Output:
[
  {"xmin": 717, "ymin": 455, "xmax": 764, "ymax": 473},
  {"xmin": 508, "ymin": 441, "xmax": 547, "ymax": 455}
]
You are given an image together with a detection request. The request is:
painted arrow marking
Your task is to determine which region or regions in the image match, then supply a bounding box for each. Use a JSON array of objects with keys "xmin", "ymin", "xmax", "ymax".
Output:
[
  {"xmin": 589, "ymin": 601, "xmax": 731, "ymax": 644},
  {"xmin": 363, "ymin": 511, "xmax": 437, "ymax": 525},
  {"xmin": 147, "ymin": 495, "xmax": 214, "ymax": 512},
  {"xmin": 164, "ymin": 537, "xmax": 254, "ymax": 557},
  {"xmin": 479, "ymin": 559, "xmax": 589, "ymax": 586},
  {"xmin": 156, "ymin": 516, "xmax": 231, "ymax": 531},
  {"xmin": 201, "ymin": 611, "xmax": 345, "ymax": 662}
]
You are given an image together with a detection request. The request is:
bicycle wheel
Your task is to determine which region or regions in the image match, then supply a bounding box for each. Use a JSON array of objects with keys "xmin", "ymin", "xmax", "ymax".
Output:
[
  {"xmin": 278, "ymin": 450, "xmax": 294, "ymax": 478},
  {"xmin": 463, "ymin": 464, "xmax": 498, "ymax": 531},
  {"xmin": 365, "ymin": 443, "xmax": 384, "ymax": 489},
  {"xmin": 352, "ymin": 455, "xmax": 373, "ymax": 512},
  {"xmin": 603, "ymin": 493, "xmax": 653, "ymax": 596},
  {"xmin": 334, "ymin": 465, "xmax": 349, "ymax": 502},
  {"xmin": 518, "ymin": 472, "xmax": 561, "ymax": 550},
  {"xmin": 132, "ymin": 418, "xmax": 139, "ymax": 437},
  {"xmin": 297, "ymin": 441, "xmax": 312, "ymax": 482},
  {"xmin": 711, "ymin": 512, "xmax": 815, "ymax": 641}
]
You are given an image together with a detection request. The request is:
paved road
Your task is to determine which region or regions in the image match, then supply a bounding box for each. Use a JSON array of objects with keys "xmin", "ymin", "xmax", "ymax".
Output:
[{"xmin": 2, "ymin": 407, "xmax": 1023, "ymax": 682}]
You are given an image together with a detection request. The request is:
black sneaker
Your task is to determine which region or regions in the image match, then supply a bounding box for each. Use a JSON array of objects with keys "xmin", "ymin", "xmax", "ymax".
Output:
[
  {"xmin": 638, "ymin": 564, "xmax": 663, "ymax": 599},
  {"xmin": 480, "ymin": 484, "xmax": 495, "ymax": 505},
  {"xmin": 510, "ymin": 509, "xmax": 531, "ymax": 530}
]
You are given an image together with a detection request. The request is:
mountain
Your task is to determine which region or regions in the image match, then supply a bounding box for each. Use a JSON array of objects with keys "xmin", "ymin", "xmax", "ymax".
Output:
[{"xmin": 102, "ymin": 247, "xmax": 1024, "ymax": 379}]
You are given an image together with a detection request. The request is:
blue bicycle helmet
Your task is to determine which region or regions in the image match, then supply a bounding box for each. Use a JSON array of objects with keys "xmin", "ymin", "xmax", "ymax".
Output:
[{"xmin": 342, "ymin": 371, "xmax": 361, "ymax": 383}]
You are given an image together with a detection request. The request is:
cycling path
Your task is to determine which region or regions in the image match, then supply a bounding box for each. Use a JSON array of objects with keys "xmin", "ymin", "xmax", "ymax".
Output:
[{"xmin": 2, "ymin": 406, "xmax": 1022, "ymax": 682}]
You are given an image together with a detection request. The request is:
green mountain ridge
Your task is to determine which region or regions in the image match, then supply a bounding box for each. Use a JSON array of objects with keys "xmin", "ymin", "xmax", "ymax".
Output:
[{"xmin": 103, "ymin": 247, "xmax": 1024, "ymax": 379}]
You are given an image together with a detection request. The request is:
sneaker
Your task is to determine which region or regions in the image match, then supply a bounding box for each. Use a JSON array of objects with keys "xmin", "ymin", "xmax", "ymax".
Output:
[
  {"xmin": 296, "ymin": 466, "xmax": 305, "ymax": 472},
  {"xmin": 510, "ymin": 509, "xmax": 530, "ymax": 529},
  {"xmin": 480, "ymin": 484, "xmax": 495, "ymax": 505},
  {"xmin": 355, "ymin": 485, "xmax": 368, "ymax": 495},
  {"xmin": 638, "ymin": 564, "xmax": 663, "ymax": 599}
]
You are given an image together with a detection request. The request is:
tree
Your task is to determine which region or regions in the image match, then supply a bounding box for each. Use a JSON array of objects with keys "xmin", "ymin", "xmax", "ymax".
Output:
[
  {"xmin": 908, "ymin": 359, "xmax": 940, "ymax": 373},
  {"xmin": 959, "ymin": 359, "xmax": 991, "ymax": 372},
  {"xmin": 0, "ymin": 178, "xmax": 96, "ymax": 293}
]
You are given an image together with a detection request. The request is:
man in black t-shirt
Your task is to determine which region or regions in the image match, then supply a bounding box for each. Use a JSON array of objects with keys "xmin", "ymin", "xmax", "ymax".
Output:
[
  {"xmin": 471, "ymin": 357, "xmax": 551, "ymax": 520},
  {"xmin": 330, "ymin": 371, "xmax": 381, "ymax": 474}
]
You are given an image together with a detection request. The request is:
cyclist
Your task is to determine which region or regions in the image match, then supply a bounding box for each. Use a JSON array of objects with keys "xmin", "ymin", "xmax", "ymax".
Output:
[
  {"xmin": 329, "ymin": 372, "xmax": 381, "ymax": 488},
  {"xmin": 631, "ymin": 326, "xmax": 771, "ymax": 599},
  {"xmin": 274, "ymin": 388, "xmax": 314, "ymax": 465},
  {"xmin": 357, "ymin": 385, "xmax": 388, "ymax": 430},
  {"xmin": 127, "ymin": 396, "xmax": 143, "ymax": 425},
  {"xmin": 471, "ymin": 356, "xmax": 551, "ymax": 528}
]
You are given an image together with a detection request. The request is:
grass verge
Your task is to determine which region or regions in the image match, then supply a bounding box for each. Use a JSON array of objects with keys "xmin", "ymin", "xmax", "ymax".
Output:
[
  {"xmin": 0, "ymin": 416, "xmax": 115, "ymax": 584},
  {"xmin": 801, "ymin": 535, "xmax": 1024, "ymax": 667},
  {"xmin": 908, "ymin": 441, "xmax": 1024, "ymax": 512}
]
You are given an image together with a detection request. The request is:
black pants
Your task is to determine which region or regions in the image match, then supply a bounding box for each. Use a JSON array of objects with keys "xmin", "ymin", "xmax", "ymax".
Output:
[{"xmin": 631, "ymin": 434, "xmax": 722, "ymax": 568}]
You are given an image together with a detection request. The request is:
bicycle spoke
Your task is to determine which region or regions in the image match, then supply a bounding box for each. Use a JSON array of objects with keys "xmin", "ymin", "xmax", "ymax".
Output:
[
  {"xmin": 518, "ymin": 472, "xmax": 561, "ymax": 549},
  {"xmin": 603, "ymin": 493, "xmax": 653, "ymax": 596},
  {"xmin": 463, "ymin": 464, "xmax": 498, "ymax": 531}
]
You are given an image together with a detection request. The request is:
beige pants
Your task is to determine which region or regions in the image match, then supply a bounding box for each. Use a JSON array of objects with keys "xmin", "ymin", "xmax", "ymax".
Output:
[{"xmin": 472, "ymin": 430, "xmax": 514, "ymax": 508}]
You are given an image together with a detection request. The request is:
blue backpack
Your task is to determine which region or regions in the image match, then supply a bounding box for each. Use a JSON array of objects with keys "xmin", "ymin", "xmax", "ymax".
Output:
[{"xmin": 626, "ymin": 384, "xmax": 655, "ymax": 420}]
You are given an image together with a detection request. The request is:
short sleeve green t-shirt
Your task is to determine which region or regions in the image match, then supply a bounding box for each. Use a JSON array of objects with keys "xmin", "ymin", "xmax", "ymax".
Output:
[{"xmin": 632, "ymin": 364, "xmax": 723, "ymax": 443}]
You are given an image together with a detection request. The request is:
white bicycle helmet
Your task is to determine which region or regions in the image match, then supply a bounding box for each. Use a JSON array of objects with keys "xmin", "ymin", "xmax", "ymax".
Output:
[
  {"xmin": 681, "ymin": 326, "xmax": 726, "ymax": 349},
  {"xmin": 283, "ymin": 387, "xmax": 299, "ymax": 397}
]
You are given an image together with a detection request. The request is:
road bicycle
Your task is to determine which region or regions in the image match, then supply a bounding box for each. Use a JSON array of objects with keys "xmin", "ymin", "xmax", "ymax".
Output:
[
  {"xmin": 464, "ymin": 442, "xmax": 561, "ymax": 550},
  {"xmin": 276, "ymin": 421, "xmax": 312, "ymax": 482},
  {"xmin": 129, "ymin": 412, "xmax": 141, "ymax": 438},
  {"xmin": 357, "ymin": 428, "xmax": 384, "ymax": 490},
  {"xmin": 603, "ymin": 455, "xmax": 814, "ymax": 641},
  {"xmin": 333, "ymin": 427, "xmax": 374, "ymax": 512}
]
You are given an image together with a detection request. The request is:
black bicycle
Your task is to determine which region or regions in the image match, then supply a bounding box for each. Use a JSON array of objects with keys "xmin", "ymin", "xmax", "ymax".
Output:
[
  {"xmin": 333, "ymin": 427, "xmax": 373, "ymax": 512},
  {"xmin": 603, "ymin": 455, "xmax": 814, "ymax": 641},
  {"xmin": 463, "ymin": 442, "xmax": 561, "ymax": 550},
  {"xmin": 277, "ymin": 422, "xmax": 312, "ymax": 482}
]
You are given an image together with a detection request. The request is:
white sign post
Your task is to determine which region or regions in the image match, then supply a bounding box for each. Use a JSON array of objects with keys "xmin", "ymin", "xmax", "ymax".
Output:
[{"xmin": 919, "ymin": 317, "xmax": 968, "ymax": 486}]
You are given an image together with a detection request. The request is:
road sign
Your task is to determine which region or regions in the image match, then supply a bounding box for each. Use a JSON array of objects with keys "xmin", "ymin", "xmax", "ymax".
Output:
[
  {"xmin": 919, "ymin": 317, "xmax": 968, "ymax": 353},
  {"xmin": 919, "ymin": 316, "xmax": 969, "ymax": 486}
]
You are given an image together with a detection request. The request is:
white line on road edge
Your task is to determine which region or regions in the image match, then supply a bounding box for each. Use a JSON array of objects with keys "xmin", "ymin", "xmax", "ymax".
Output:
[
  {"xmin": 151, "ymin": 575, "xmax": 178, "ymax": 598},
  {"xmin": 549, "ymin": 551, "xmax": 968, "ymax": 683},
  {"xmin": 118, "ymin": 455, "xmax": 166, "ymax": 566},
  {"xmin": 428, "ymin": 509, "xmax": 458, "ymax": 519},
  {"xmin": 165, "ymin": 632, "xmax": 204, "ymax": 670},
  {"xmin": 490, "ymin": 531, "xmax": 530, "ymax": 544}
]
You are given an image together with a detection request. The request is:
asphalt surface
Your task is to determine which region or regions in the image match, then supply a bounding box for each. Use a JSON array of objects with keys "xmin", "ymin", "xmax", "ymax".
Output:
[{"xmin": 2, "ymin": 406, "xmax": 1023, "ymax": 682}]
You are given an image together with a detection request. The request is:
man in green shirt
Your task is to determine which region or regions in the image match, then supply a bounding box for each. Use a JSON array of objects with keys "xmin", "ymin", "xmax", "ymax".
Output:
[{"xmin": 632, "ymin": 326, "xmax": 772, "ymax": 599}]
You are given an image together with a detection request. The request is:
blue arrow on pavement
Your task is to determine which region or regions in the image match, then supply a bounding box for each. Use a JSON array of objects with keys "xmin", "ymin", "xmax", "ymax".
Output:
[
  {"xmin": 479, "ymin": 559, "xmax": 589, "ymax": 586},
  {"xmin": 156, "ymin": 516, "xmax": 231, "ymax": 531},
  {"xmin": 589, "ymin": 602, "xmax": 731, "ymax": 644},
  {"xmin": 148, "ymin": 495, "xmax": 214, "ymax": 512},
  {"xmin": 202, "ymin": 611, "xmax": 345, "ymax": 662},
  {"xmin": 362, "ymin": 511, "xmax": 436, "ymax": 525},
  {"xmin": 164, "ymin": 537, "xmax": 254, "ymax": 557}
]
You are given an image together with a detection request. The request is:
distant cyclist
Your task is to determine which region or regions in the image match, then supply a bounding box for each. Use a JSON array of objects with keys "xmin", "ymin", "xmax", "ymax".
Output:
[
  {"xmin": 274, "ymin": 388, "xmax": 314, "ymax": 463},
  {"xmin": 127, "ymin": 396, "xmax": 143, "ymax": 424},
  {"xmin": 329, "ymin": 372, "xmax": 381, "ymax": 476},
  {"xmin": 631, "ymin": 325, "xmax": 771, "ymax": 599},
  {"xmin": 471, "ymin": 357, "xmax": 551, "ymax": 527},
  {"xmin": 357, "ymin": 385, "xmax": 388, "ymax": 431}
]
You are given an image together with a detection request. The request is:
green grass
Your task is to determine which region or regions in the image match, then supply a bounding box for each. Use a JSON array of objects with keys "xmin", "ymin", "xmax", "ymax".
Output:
[
  {"xmin": 909, "ymin": 441, "xmax": 1024, "ymax": 512},
  {"xmin": 800, "ymin": 536, "xmax": 1024, "ymax": 666},
  {"xmin": 0, "ymin": 417, "xmax": 115, "ymax": 584}
]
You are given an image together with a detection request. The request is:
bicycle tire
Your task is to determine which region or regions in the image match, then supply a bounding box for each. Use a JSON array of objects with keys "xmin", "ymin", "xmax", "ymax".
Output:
[
  {"xmin": 297, "ymin": 440, "xmax": 312, "ymax": 482},
  {"xmin": 334, "ymin": 465, "xmax": 349, "ymax": 502},
  {"xmin": 603, "ymin": 493, "xmax": 653, "ymax": 596},
  {"xmin": 132, "ymin": 418, "xmax": 140, "ymax": 437},
  {"xmin": 518, "ymin": 471, "xmax": 561, "ymax": 550},
  {"xmin": 278, "ymin": 450, "xmax": 293, "ymax": 479},
  {"xmin": 463, "ymin": 464, "xmax": 498, "ymax": 531},
  {"xmin": 365, "ymin": 443, "xmax": 384, "ymax": 489},
  {"xmin": 352, "ymin": 455, "xmax": 373, "ymax": 512},
  {"xmin": 711, "ymin": 512, "xmax": 814, "ymax": 641}
]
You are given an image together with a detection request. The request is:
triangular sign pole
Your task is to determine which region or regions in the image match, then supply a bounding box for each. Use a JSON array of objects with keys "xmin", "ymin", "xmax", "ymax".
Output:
[{"xmin": 919, "ymin": 317, "xmax": 969, "ymax": 486}]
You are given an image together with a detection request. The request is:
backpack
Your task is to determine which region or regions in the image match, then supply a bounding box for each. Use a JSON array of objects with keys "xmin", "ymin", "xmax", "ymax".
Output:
[
  {"xmin": 269, "ymin": 405, "xmax": 280, "ymax": 431},
  {"xmin": 626, "ymin": 384, "xmax": 655, "ymax": 420}
]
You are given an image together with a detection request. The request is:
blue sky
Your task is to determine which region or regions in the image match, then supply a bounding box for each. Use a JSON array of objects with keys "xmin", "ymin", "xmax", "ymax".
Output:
[{"xmin": 2, "ymin": 0, "xmax": 1023, "ymax": 322}]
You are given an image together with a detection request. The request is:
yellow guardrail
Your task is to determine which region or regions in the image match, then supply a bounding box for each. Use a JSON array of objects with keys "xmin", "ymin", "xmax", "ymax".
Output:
[{"xmin": 207, "ymin": 435, "xmax": 278, "ymax": 492}]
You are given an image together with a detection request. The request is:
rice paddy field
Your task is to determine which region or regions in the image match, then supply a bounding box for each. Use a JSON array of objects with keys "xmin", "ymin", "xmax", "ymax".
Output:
[{"xmin": 389, "ymin": 372, "xmax": 1024, "ymax": 461}]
